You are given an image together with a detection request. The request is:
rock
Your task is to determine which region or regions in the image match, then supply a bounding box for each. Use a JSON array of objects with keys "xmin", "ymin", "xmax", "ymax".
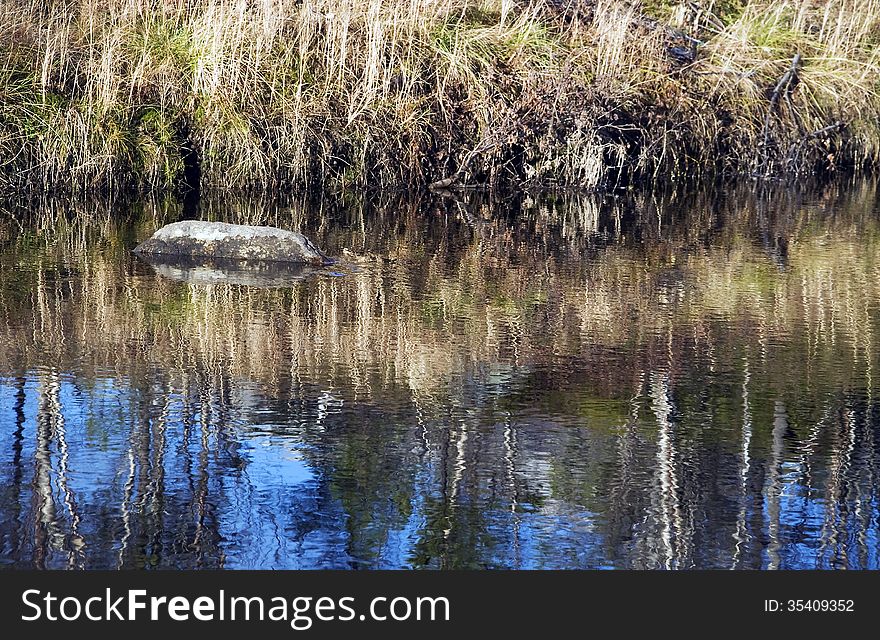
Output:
[
  {"xmin": 136, "ymin": 255, "xmax": 324, "ymax": 288},
  {"xmin": 134, "ymin": 221, "xmax": 331, "ymax": 265}
]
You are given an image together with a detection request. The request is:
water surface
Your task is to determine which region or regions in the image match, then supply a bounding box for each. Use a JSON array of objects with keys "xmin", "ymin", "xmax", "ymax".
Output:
[{"xmin": 1, "ymin": 183, "xmax": 879, "ymax": 569}]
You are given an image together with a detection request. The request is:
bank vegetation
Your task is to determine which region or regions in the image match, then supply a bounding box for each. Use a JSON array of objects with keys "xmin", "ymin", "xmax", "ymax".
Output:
[{"xmin": 1, "ymin": 0, "xmax": 878, "ymax": 193}]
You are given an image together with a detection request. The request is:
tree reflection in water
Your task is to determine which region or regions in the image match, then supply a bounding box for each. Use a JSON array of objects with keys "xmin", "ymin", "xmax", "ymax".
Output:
[{"xmin": 1, "ymin": 181, "xmax": 879, "ymax": 569}]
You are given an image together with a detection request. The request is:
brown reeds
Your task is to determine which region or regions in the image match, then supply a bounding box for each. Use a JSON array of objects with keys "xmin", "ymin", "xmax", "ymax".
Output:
[{"xmin": 0, "ymin": 1, "xmax": 877, "ymax": 193}]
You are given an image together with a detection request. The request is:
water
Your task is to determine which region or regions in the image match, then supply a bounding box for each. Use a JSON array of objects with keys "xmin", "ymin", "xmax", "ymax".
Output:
[{"xmin": 1, "ymin": 182, "xmax": 880, "ymax": 569}]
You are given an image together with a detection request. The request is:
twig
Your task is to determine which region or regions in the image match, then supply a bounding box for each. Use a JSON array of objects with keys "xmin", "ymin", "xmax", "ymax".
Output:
[
  {"xmin": 784, "ymin": 121, "xmax": 846, "ymax": 172},
  {"xmin": 428, "ymin": 134, "xmax": 503, "ymax": 189},
  {"xmin": 802, "ymin": 121, "xmax": 845, "ymax": 141},
  {"xmin": 687, "ymin": 2, "xmax": 726, "ymax": 34},
  {"xmin": 759, "ymin": 53, "xmax": 802, "ymax": 173}
]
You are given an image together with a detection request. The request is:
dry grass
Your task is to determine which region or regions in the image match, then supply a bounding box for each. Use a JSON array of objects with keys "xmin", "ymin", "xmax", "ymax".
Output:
[{"xmin": 0, "ymin": 0, "xmax": 878, "ymax": 192}]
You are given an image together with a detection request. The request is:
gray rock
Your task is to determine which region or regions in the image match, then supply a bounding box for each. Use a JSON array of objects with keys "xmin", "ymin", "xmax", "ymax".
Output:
[{"xmin": 134, "ymin": 221, "xmax": 331, "ymax": 265}]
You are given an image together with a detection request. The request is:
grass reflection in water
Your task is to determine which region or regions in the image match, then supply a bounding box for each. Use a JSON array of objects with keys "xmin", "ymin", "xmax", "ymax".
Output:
[{"xmin": 0, "ymin": 181, "xmax": 879, "ymax": 569}]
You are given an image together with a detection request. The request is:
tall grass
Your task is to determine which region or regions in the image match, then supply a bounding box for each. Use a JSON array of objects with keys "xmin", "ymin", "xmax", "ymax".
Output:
[{"xmin": 1, "ymin": 0, "xmax": 878, "ymax": 193}]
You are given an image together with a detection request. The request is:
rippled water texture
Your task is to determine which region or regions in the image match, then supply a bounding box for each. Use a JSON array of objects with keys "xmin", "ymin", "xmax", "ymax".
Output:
[{"xmin": 2, "ymin": 183, "xmax": 880, "ymax": 569}]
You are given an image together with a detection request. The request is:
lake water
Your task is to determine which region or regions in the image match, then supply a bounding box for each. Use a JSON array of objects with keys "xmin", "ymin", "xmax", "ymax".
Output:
[{"xmin": 1, "ymin": 181, "xmax": 879, "ymax": 569}]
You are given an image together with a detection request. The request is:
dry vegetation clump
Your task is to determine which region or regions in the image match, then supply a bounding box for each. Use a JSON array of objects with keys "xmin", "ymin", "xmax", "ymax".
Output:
[{"xmin": 0, "ymin": 0, "xmax": 878, "ymax": 194}]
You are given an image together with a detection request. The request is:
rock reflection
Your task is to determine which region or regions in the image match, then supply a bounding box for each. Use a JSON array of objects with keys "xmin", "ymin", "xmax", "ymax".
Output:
[
  {"xmin": 138, "ymin": 254, "xmax": 329, "ymax": 288},
  {"xmin": 1, "ymin": 181, "xmax": 879, "ymax": 568}
]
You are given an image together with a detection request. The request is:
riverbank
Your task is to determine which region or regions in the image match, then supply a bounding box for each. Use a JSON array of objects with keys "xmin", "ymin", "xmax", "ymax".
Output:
[{"xmin": 1, "ymin": 0, "xmax": 878, "ymax": 194}]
